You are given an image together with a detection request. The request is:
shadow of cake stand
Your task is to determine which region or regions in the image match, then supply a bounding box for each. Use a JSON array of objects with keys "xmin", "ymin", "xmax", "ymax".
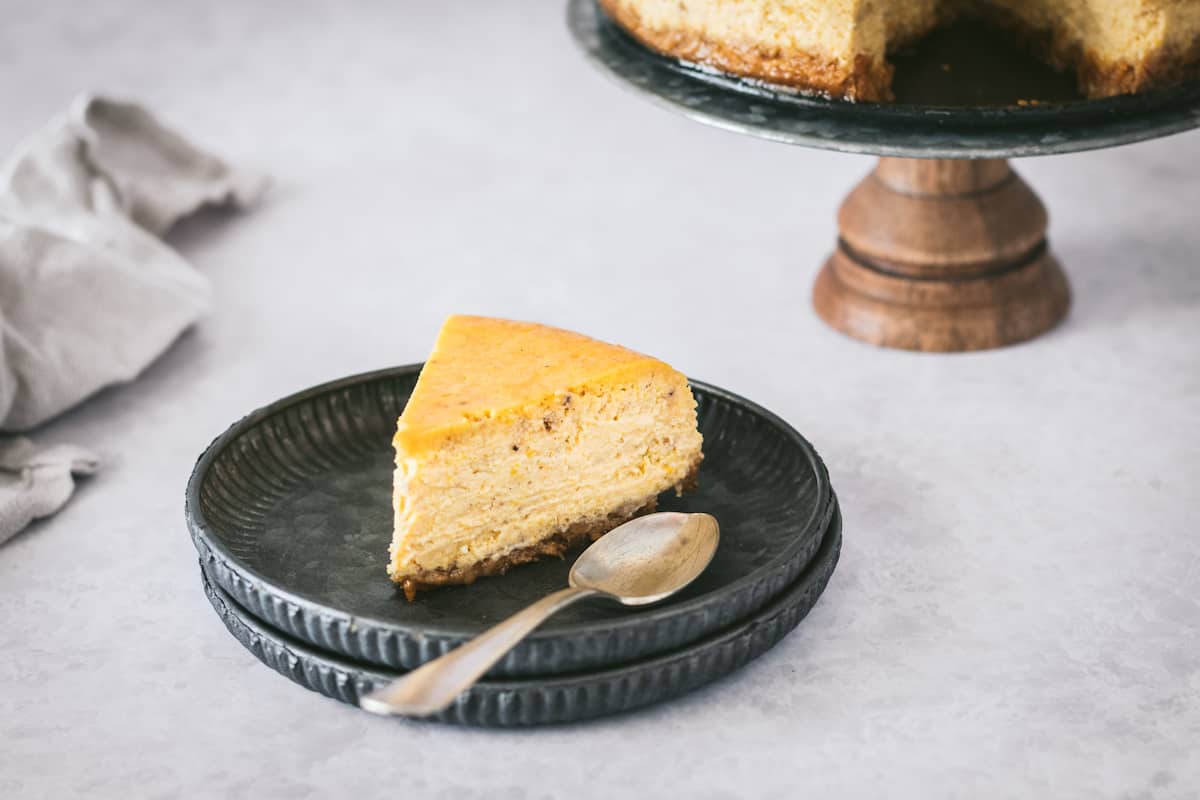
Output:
[{"xmin": 568, "ymin": 0, "xmax": 1200, "ymax": 351}]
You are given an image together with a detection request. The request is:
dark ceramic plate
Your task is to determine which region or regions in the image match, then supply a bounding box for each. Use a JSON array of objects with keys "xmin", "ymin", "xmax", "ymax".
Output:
[
  {"xmin": 187, "ymin": 366, "xmax": 834, "ymax": 677},
  {"xmin": 200, "ymin": 504, "xmax": 841, "ymax": 726},
  {"xmin": 568, "ymin": 0, "xmax": 1200, "ymax": 157}
]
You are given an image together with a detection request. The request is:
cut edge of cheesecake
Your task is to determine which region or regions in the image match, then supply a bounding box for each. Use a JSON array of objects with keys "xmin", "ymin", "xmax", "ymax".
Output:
[
  {"xmin": 389, "ymin": 315, "xmax": 704, "ymax": 600},
  {"xmin": 392, "ymin": 476, "xmax": 699, "ymax": 601},
  {"xmin": 972, "ymin": 0, "xmax": 1200, "ymax": 99}
]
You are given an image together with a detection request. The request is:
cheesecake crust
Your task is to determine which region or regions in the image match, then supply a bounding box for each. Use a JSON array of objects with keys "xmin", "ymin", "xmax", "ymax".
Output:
[
  {"xmin": 598, "ymin": 0, "xmax": 894, "ymax": 101},
  {"xmin": 394, "ymin": 466, "xmax": 700, "ymax": 601}
]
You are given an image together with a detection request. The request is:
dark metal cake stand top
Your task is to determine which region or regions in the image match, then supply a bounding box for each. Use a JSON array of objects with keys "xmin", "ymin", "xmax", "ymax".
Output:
[{"xmin": 568, "ymin": 0, "xmax": 1200, "ymax": 159}]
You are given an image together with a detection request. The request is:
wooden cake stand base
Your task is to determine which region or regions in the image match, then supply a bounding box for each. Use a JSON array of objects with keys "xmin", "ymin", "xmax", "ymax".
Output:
[{"xmin": 813, "ymin": 158, "xmax": 1070, "ymax": 352}]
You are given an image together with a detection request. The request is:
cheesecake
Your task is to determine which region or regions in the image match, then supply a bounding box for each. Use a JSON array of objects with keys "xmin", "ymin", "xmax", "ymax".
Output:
[
  {"xmin": 389, "ymin": 315, "xmax": 704, "ymax": 599},
  {"xmin": 599, "ymin": 0, "xmax": 1200, "ymax": 101}
]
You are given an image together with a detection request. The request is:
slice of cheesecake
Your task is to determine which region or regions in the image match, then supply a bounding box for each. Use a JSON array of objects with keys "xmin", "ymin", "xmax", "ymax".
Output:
[{"xmin": 389, "ymin": 315, "xmax": 704, "ymax": 600}]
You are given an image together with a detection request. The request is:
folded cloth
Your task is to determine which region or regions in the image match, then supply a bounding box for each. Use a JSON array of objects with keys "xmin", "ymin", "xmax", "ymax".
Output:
[
  {"xmin": 0, "ymin": 94, "xmax": 266, "ymax": 430},
  {"xmin": 0, "ymin": 94, "xmax": 266, "ymax": 542},
  {"xmin": 0, "ymin": 437, "xmax": 99, "ymax": 545}
]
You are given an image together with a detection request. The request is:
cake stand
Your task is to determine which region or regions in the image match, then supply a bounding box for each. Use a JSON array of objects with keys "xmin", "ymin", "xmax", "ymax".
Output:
[{"xmin": 568, "ymin": 0, "xmax": 1200, "ymax": 351}]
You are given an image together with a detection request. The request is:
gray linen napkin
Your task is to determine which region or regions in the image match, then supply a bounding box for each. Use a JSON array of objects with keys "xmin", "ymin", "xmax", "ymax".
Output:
[
  {"xmin": 0, "ymin": 437, "xmax": 99, "ymax": 545},
  {"xmin": 0, "ymin": 94, "xmax": 266, "ymax": 542}
]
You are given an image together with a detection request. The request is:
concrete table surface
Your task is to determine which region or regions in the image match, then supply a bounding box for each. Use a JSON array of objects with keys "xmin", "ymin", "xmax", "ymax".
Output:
[{"xmin": 1, "ymin": 3, "xmax": 1197, "ymax": 798}]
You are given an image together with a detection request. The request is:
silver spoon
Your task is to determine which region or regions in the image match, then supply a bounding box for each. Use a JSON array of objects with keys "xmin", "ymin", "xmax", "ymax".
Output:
[{"xmin": 359, "ymin": 511, "xmax": 720, "ymax": 717}]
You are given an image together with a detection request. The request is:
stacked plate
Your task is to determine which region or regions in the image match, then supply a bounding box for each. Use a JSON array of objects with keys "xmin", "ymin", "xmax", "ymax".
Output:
[{"xmin": 186, "ymin": 366, "xmax": 841, "ymax": 726}]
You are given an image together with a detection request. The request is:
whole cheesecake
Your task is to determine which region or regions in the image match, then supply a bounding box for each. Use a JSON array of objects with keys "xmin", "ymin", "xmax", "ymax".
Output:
[
  {"xmin": 600, "ymin": 0, "xmax": 1200, "ymax": 101},
  {"xmin": 389, "ymin": 315, "xmax": 704, "ymax": 599}
]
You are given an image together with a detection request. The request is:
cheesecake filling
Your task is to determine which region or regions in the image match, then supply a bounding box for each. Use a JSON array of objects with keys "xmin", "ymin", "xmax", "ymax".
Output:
[{"xmin": 389, "ymin": 374, "xmax": 703, "ymax": 585}]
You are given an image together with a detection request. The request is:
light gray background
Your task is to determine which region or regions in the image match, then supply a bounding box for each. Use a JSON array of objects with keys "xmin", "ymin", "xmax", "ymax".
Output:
[{"xmin": 2, "ymin": 3, "xmax": 1197, "ymax": 798}]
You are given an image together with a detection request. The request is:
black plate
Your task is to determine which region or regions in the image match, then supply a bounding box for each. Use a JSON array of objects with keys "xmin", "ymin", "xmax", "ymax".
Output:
[
  {"xmin": 568, "ymin": 0, "xmax": 1200, "ymax": 158},
  {"xmin": 187, "ymin": 366, "xmax": 834, "ymax": 677},
  {"xmin": 200, "ymin": 504, "xmax": 841, "ymax": 726}
]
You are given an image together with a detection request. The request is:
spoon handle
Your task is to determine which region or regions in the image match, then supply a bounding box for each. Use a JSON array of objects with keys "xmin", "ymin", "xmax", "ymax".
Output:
[{"xmin": 359, "ymin": 585, "xmax": 602, "ymax": 716}]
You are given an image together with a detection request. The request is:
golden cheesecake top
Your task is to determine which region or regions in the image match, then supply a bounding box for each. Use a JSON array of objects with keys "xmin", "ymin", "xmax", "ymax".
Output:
[{"xmin": 395, "ymin": 315, "xmax": 687, "ymax": 454}]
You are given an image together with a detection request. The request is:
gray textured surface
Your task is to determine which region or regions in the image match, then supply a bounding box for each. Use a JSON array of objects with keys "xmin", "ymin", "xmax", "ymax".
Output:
[{"xmin": 0, "ymin": 2, "xmax": 1197, "ymax": 798}]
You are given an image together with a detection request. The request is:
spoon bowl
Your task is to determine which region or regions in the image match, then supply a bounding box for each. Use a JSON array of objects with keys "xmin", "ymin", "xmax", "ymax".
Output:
[
  {"xmin": 569, "ymin": 512, "xmax": 720, "ymax": 604},
  {"xmin": 361, "ymin": 511, "xmax": 720, "ymax": 716}
]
